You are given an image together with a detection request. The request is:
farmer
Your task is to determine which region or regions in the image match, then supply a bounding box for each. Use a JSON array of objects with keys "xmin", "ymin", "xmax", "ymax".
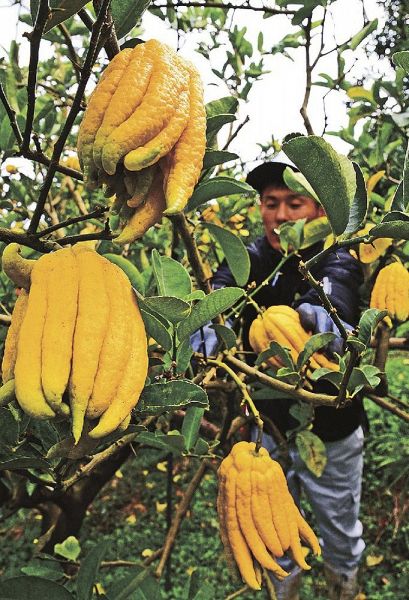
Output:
[{"xmin": 194, "ymin": 153, "xmax": 366, "ymax": 600}]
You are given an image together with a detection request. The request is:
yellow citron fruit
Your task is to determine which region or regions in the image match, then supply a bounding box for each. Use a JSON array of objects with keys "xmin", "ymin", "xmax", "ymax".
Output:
[
  {"xmin": 217, "ymin": 442, "xmax": 320, "ymax": 590},
  {"xmin": 77, "ymin": 39, "xmax": 206, "ymax": 241},
  {"xmin": 1, "ymin": 246, "xmax": 149, "ymax": 439},
  {"xmin": 370, "ymin": 261, "xmax": 409, "ymax": 322},
  {"xmin": 357, "ymin": 223, "xmax": 391, "ymax": 264},
  {"xmin": 101, "ymin": 41, "xmax": 190, "ymax": 176},
  {"xmin": 249, "ymin": 305, "xmax": 338, "ymax": 371}
]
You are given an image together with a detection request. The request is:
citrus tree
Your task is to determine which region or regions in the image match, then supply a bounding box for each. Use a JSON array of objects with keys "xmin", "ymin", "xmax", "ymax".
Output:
[{"xmin": 0, "ymin": 1, "xmax": 408, "ymax": 598}]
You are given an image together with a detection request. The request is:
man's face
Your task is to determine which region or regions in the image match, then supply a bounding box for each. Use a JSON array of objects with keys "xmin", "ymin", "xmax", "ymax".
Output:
[{"xmin": 259, "ymin": 184, "xmax": 324, "ymax": 250}]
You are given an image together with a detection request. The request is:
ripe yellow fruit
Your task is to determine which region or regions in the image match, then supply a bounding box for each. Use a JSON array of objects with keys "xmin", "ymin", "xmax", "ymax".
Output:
[
  {"xmin": 249, "ymin": 305, "xmax": 339, "ymax": 371},
  {"xmin": 370, "ymin": 261, "xmax": 409, "ymax": 322},
  {"xmin": 101, "ymin": 42, "xmax": 189, "ymax": 176},
  {"xmin": 217, "ymin": 442, "xmax": 320, "ymax": 589}
]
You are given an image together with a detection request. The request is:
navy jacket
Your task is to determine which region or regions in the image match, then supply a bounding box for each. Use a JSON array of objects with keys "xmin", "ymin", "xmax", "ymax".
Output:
[{"xmin": 212, "ymin": 236, "xmax": 365, "ymax": 442}]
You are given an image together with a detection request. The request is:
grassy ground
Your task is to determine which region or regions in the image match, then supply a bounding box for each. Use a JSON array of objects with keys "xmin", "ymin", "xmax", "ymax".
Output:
[{"xmin": 0, "ymin": 353, "xmax": 408, "ymax": 599}]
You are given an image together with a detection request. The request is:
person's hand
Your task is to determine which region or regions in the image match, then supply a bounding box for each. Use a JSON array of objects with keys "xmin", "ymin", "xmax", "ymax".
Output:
[{"xmin": 296, "ymin": 302, "xmax": 353, "ymax": 356}]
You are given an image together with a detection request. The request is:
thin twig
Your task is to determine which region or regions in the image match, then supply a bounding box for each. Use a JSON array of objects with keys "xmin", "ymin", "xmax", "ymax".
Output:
[
  {"xmin": 0, "ymin": 83, "xmax": 23, "ymax": 145},
  {"xmin": 22, "ymin": 0, "xmax": 51, "ymax": 153},
  {"xmin": 365, "ymin": 393, "xmax": 409, "ymax": 423},
  {"xmin": 223, "ymin": 353, "xmax": 338, "ymax": 406},
  {"xmin": 300, "ymin": 16, "xmax": 314, "ymax": 135},
  {"xmin": 34, "ymin": 205, "xmax": 109, "ymax": 237},
  {"xmin": 152, "ymin": 1, "xmax": 296, "ymax": 15},
  {"xmin": 27, "ymin": 0, "xmax": 112, "ymax": 234},
  {"xmin": 155, "ymin": 458, "xmax": 210, "ymax": 578},
  {"xmin": 57, "ymin": 22, "xmax": 82, "ymax": 81}
]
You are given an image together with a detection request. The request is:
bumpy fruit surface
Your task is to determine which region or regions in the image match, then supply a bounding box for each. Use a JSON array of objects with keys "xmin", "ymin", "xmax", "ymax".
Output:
[
  {"xmin": 217, "ymin": 442, "xmax": 320, "ymax": 589},
  {"xmin": 77, "ymin": 39, "xmax": 206, "ymax": 242},
  {"xmin": 1, "ymin": 244, "xmax": 149, "ymax": 441},
  {"xmin": 248, "ymin": 305, "xmax": 338, "ymax": 371},
  {"xmin": 370, "ymin": 262, "xmax": 409, "ymax": 322}
]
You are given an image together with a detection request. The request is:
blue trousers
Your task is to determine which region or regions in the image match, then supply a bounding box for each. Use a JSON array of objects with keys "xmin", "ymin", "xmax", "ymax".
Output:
[{"xmin": 250, "ymin": 426, "xmax": 365, "ymax": 576}]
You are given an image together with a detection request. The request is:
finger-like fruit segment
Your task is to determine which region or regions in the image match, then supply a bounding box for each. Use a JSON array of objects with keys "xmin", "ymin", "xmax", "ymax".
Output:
[
  {"xmin": 113, "ymin": 170, "xmax": 166, "ymax": 245},
  {"xmin": 88, "ymin": 288, "xmax": 148, "ymax": 438},
  {"xmin": 249, "ymin": 305, "xmax": 338, "ymax": 372},
  {"xmin": 69, "ymin": 246, "xmax": 110, "ymax": 442},
  {"xmin": 2, "ymin": 290, "xmax": 29, "ymax": 383},
  {"xmin": 163, "ymin": 61, "xmax": 206, "ymax": 215},
  {"xmin": 2, "ymin": 243, "xmax": 35, "ymax": 290},
  {"xmin": 14, "ymin": 255, "xmax": 56, "ymax": 419},
  {"xmin": 41, "ymin": 248, "xmax": 79, "ymax": 414},
  {"xmin": 101, "ymin": 43, "xmax": 189, "ymax": 176},
  {"xmin": 78, "ymin": 48, "xmax": 133, "ymax": 182},
  {"xmin": 86, "ymin": 260, "xmax": 131, "ymax": 419},
  {"xmin": 93, "ymin": 43, "xmax": 153, "ymax": 171}
]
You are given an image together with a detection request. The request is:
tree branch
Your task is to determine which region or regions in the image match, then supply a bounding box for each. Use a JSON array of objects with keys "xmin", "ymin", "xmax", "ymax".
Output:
[
  {"xmin": 27, "ymin": 0, "xmax": 112, "ymax": 235},
  {"xmin": 222, "ymin": 353, "xmax": 338, "ymax": 406},
  {"xmin": 151, "ymin": 1, "xmax": 296, "ymax": 15},
  {"xmin": 34, "ymin": 205, "xmax": 109, "ymax": 237},
  {"xmin": 155, "ymin": 458, "xmax": 210, "ymax": 578},
  {"xmin": 22, "ymin": 0, "xmax": 51, "ymax": 153},
  {"xmin": 300, "ymin": 17, "xmax": 314, "ymax": 136}
]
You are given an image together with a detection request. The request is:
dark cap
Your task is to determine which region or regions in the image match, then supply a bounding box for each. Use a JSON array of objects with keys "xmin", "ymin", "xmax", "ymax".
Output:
[{"xmin": 246, "ymin": 152, "xmax": 299, "ymax": 195}]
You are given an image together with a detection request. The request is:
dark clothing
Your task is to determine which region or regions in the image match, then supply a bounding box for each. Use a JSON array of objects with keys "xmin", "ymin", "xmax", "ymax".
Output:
[{"xmin": 212, "ymin": 235, "xmax": 365, "ymax": 442}]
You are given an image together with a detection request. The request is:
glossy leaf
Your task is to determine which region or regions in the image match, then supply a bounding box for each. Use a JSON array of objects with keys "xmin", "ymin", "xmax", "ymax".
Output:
[
  {"xmin": 0, "ymin": 456, "xmax": 51, "ymax": 471},
  {"xmin": 151, "ymin": 249, "xmax": 192, "ymax": 299},
  {"xmin": 0, "ymin": 576, "xmax": 73, "ymax": 599},
  {"xmin": 31, "ymin": 1, "xmax": 89, "ymax": 32},
  {"xmin": 139, "ymin": 306, "xmax": 173, "ymax": 352},
  {"xmin": 54, "ymin": 536, "xmax": 81, "ymax": 561},
  {"xmin": 403, "ymin": 140, "xmax": 409, "ymax": 208},
  {"xmin": 390, "ymin": 181, "xmax": 404, "ymax": 212},
  {"xmin": 205, "ymin": 222, "xmax": 250, "ymax": 286},
  {"xmin": 111, "ymin": 0, "xmax": 152, "ymax": 39},
  {"xmin": 300, "ymin": 216, "xmax": 332, "ymax": 249},
  {"xmin": 143, "ymin": 296, "xmax": 191, "ymax": 324},
  {"xmin": 186, "ymin": 177, "xmax": 255, "ymax": 213},
  {"xmin": 283, "ymin": 136, "xmax": 356, "ymax": 235},
  {"xmin": 108, "ymin": 567, "xmax": 163, "ymax": 600},
  {"xmin": 203, "ymin": 150, "xmax": 238, "ymax": 170},
  {"xmin": 175, "ymin": 337, "xmax": 194, "ymax": 374},
  {"xmin": 357, "ymin": 308, "xmax": 389, "ymax": 346},
  {"xmin": 135, "ymin": 430, "xmax": 185, "ymax": 456},
  {"xmin": 349, "ymin": 19, "xmax": 378, "ymax": 50},
  {"xmin": 370, "ymin": 220, "xmax": 409, "ymax": 240},
  {"xmin": 177, "ymin": 287, "xmax": 244, "ymax": 340},
  {"xmin": 205, "ymin": 96, "xmax": 239, "ymax": 118},
  {"xmin": 206, "ymin": 113, "xmax": 236, "ymax": 135},
  {"xmin": 392, "ymin": 51, "xmax": 409, "ymax": 74},
  {"xmin": 210, "ymin": 323, "xmax": 237, "ymax": 350},
  {"xmin": 344, "ymin": 162, "xmax": 368, "ymax": 235},
  {"xmin": 283, "ymin": 167, "xmax": 319, "ymax": 202},
  {"xmin": 297, "ymin": 333, "xmax": 337, "ymax": 370},
  {"xmin": 295, "ymin": 430, "xmax": 327, "ymax": 477},
  {"xmin": 76, "ymin": 542, "xmax": 108, "ymax": 600},
  {"xmin": 255, "ymin": 340, "xmax": 294, "ymax": 370},
  {"xmin": 182, "ymin": 406, "xmax": 205, "ymax": 451},
  {"xmin": 137, "ymin": 380, "xmax": 209, "ymax": 415}
]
